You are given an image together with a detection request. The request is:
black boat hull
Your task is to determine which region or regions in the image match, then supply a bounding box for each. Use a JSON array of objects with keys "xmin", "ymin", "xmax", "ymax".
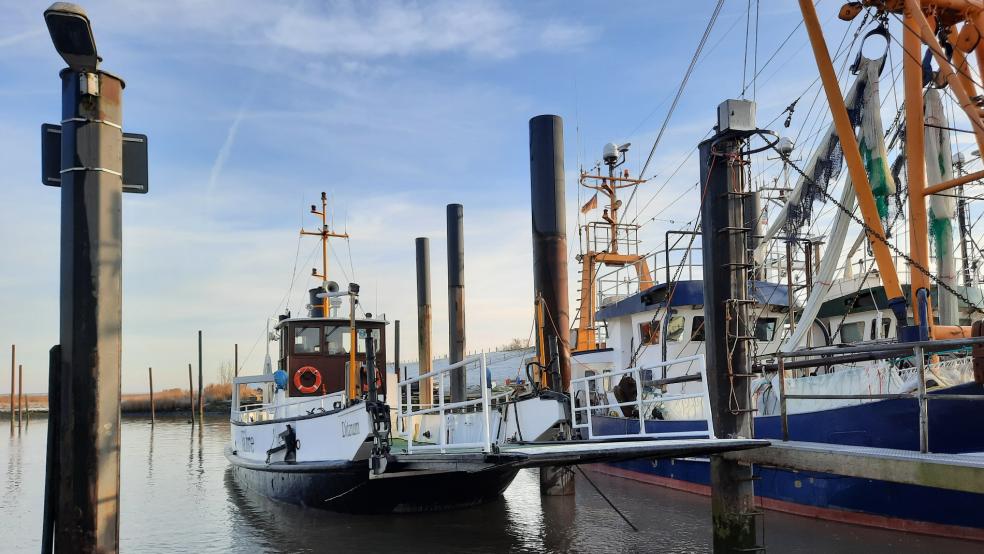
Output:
[{"xmin": 227, "ymin": 449, "xmax": 520, "ymax": 513}]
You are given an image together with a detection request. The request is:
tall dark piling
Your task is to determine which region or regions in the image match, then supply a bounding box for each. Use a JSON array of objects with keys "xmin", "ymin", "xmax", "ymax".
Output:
[
  {"xmin": 529, "ymin": 114, "xmax": 574, "ymax": 496},
  {"xmin": 415, "ymin": 238, "xmax": 434, "ymax": 406},
  {"xmin": 234, "ymin": 343, "xmax": 239, "ymax": 378},
  {"xmin": 198, "ymin": 330, "xmax": 204, "ymax": 419},
  {"xmin": 55, "ymin": 62, "xmax": 125, "ymax": 551},
  {"xmin": 699, "ymin": 126, "xmax": 760, "ymax": 552},
  {"xmin": 447, "ymin": 204, "xmax": 467, "ymax": 402},
  {"xmin": 42, "ymin": 345, "xmax": 60, "ymax": 554}
]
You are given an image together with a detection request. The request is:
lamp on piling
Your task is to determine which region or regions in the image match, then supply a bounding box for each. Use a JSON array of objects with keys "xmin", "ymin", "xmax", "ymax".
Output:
[{"xmin": 44, "ymin": 3, "xmax": 99, "ymax": 72}]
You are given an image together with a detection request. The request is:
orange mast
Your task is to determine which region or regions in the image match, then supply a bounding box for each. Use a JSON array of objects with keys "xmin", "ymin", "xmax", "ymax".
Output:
[{"xmin": 574, "ymin": 144, "xmax": 654, "ymax": 352}]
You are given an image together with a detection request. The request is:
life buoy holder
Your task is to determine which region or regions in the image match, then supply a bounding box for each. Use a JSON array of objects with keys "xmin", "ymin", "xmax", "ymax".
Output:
[
  {"xmin": 361, "ymin": 366, "xmax": 384, "ymax": 394},
  {"xmin": 294, "ymin": 366, "xmax": 322, "ymax": 394}
]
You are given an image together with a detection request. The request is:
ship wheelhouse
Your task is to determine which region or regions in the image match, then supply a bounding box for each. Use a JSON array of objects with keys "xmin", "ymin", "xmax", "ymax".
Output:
[{"xmin": 276, "ymin": 316, "xmax": 387, "ymax": 400}]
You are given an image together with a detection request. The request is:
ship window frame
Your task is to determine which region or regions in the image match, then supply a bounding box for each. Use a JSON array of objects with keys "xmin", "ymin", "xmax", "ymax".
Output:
[
  {"xmin": 639, "ymin": 321, "xmax": 660, "ymax": 345},
  {"xmin": 754, "ymin": 317, "xmax": 777, "ymax": 342},
  {"xmin": 665, "ymin": 315, "xmax": 686, "ymax": 342},
  {"xmin": 691, "ymin": 316, "xmax": 705, "ymax": 341},
  {"xmin": 293, "ymin": 324, "xmax": 323, "ymax": 355},
  {"xmin": 839, "ymin": 321, "xmax": 865, "ymax": 344},
  {"xmin": 870, "ymin": 317, "xmax": 891, "ymax": 340}
]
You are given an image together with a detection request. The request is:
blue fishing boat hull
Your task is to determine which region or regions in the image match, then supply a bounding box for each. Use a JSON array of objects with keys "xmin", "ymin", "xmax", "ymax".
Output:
[{"xmin": 590, "ymin": 382, "xmax": 984, "ymax": 538}]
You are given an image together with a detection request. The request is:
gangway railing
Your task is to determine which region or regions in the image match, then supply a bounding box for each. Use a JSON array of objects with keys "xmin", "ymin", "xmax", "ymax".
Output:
[
  {"xmin": 571, "ymin": 354, "xmax": 715, "ymax": 440},
  {"xmin": 766, "ymin": 336, "xmax": 984, "ymax": 452},
  {"xmin": 397, "ymin": 353, "xmax": 492, "ymax": 454}
]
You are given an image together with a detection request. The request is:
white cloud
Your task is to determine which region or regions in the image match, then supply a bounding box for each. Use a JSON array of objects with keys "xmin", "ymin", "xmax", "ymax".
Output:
[{"xmin": 229, "ymin": 0, "xmax": 592, "ymax": 61}]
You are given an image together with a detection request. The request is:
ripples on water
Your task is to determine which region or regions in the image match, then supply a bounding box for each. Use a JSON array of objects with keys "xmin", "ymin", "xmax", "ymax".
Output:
[{"xmin": 1, "ymin": 418, "xmax": 980, "ymax": 553}]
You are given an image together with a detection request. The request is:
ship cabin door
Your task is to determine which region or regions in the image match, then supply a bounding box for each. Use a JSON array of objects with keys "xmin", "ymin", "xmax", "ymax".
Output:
[{"xmin": 280, "ymin": 318, "xmax": 387, "ymax": 400}]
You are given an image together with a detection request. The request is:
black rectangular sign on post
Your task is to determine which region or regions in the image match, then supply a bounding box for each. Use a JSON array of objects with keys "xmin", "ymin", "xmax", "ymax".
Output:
[{"xmin": 41, "ymin": 123, "xmax": 149, "ymax": 193}]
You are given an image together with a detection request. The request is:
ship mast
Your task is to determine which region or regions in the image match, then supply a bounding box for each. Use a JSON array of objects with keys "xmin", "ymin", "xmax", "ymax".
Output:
[
  {"xmin": 799, "ymin": 0, "xmax": 984, "ymax": 340},
  {"xmin": 301, "ymin": 192, "xmax": 349, "ymax": 317},
  {"xmin": 574, "ymin": 143, "xmax": 654, "ymax": 351}
]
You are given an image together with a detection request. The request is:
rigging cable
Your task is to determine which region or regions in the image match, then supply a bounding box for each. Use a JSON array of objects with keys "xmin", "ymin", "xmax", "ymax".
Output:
[{"xmin": 634, "ymin": 0, "xmax": 725, "ymax": 185}]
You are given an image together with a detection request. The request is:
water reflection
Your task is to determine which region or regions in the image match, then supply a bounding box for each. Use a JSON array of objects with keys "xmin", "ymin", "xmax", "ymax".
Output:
[{"xmin": 0, "ymin": 418, "xmax": 981, "ymax": 553}]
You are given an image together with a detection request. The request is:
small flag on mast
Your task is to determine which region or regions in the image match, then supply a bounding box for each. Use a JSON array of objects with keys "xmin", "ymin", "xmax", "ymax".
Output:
[{"xmin": 580, "ymin": 193, "xmax": 598, "ymax": 214}]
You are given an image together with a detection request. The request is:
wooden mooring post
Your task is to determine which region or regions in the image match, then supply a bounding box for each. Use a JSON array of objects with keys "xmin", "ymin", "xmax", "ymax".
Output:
[
  {"xmin": 18, "ymin": 364, "xmax": 24, "ymax": 430},
  {"xmin": 188, "ymin": 363, "xmax": 196, "ymax": 426},
  {"xmin": 9, "ymin": 344, "xmax": 14, "ymax": 434},
  {"xmin": 198, "ymin": 330, "xmax": 204, "ymax": 420},
  {"xmin": 415, "ymin": 238, "xmax": 434, "ymax": 407},
  {"xmin": 148, "ymin": 367, "xmax": 155, "ymax": 424}
]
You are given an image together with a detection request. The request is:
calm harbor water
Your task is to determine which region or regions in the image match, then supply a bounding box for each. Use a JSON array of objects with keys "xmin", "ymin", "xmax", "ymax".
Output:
[{"xmin": 1, "ymin": 417, "xmax": 979, "ymax": 553}]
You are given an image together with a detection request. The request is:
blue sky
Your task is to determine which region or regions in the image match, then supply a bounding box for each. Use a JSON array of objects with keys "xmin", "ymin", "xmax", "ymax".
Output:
[{"xmin": 0, "ymin": 1, "xmax": 844, "ymax": 393}]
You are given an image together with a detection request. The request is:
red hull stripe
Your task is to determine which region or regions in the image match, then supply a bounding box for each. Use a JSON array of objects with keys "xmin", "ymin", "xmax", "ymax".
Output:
[{"xmin": 584, "ymin": 464, "xmax": 984, "ymax": 542}]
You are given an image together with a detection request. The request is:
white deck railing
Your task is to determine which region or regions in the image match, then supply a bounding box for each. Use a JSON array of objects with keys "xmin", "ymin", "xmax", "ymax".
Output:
[
  {"xmin": 571, "ymin": 354, "xmax": 716, "ymax": 440},
  {"xmin": 397, "ymin": 353, "xmax": 492, "ymax": 454}
]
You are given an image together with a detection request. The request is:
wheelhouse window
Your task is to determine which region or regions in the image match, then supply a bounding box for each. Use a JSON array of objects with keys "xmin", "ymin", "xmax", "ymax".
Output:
[
  {"xmin": 340, "ymin": 328, "xmax": 382, "ymax": 354},
  {"xmin": 325, "ymin": 325, "xmax": 348, "ymax": 355},
  {"xmin": 585, "ymin": 370, "xmax": 597, "ymax": 392},
  {"xmin": 754, "ymin": 318, "xmax": 777, "ymax": 342},
  {"xmin": 294, "ymin": 325, "xmax": 321, "ymax": 354},
  {"xmin": 839, "ymin": 321, "xmax": 865, "ymax": 343},
  {"xmin": 639, "ymin": 321, "xmax": 660, "ymax": 345},
  {"xmin": 691, "ymin": 316, "xmax": 705, "ymax": 341},
  {"xmin": 665, "ymin": 315, "xmax": 686, "ymax": 342}
]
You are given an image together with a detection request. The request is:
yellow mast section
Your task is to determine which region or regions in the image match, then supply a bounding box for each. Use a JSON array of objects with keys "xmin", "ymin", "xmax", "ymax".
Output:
[{"xmin": 300, "ymin": 192, "xmax": 349, "ymax": 317}]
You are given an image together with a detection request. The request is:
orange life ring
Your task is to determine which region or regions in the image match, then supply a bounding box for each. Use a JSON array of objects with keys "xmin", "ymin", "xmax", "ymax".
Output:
[{"xmin": 294, "ymin": 366, "xmax": 322, "ymax": 394}]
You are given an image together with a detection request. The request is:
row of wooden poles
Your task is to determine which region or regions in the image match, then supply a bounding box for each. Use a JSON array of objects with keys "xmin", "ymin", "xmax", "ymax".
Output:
[
  {"xmin": 8, "ymin": 332, "xmax": 242, "ymax": 429},
  {"xmin": 8, "ymin": 344, "xmax": 28, "ymax": 433},
  {"xmin": 148, "ymin": 331, "xmax": 240, "ymax": 426}
]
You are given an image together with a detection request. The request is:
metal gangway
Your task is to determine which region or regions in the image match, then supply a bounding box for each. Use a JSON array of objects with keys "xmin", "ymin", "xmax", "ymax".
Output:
[{"xmin": 396, "ymin": 354, "xmax": 492, "ymax": 454}]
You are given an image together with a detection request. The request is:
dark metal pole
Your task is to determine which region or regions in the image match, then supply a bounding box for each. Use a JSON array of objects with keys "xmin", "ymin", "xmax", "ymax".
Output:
[
  {"xmin": 42, "ymin": 345, "xmax": 61, "ymax": 554},
  {"xmin": 56, "ymin": 67, "xmax": 125, "ymax": 552},
  {"xmin": 529, "ymin": 114, "xmax": 571, "ymax": 392},
  {"xmin": 447, "ymin": 203, "xmax": 467, "ymax": 402},
  {"xmin": 234, "ymin": 343, "xmax": 238, "ymax": 378},
  {"xmin": 530, "ymin": 114, "xmax": 574, "ymax": 497},
  {"xmin": 198, "ymin": 330, "xmax": 204, "ymax": 420},
  {"xmin": 699, "ymin": 128, "xmax": 759, "ymax": 552},
  {"xmin": 415, "ymin": 238, "xmax": 433, "ymax": 406}
]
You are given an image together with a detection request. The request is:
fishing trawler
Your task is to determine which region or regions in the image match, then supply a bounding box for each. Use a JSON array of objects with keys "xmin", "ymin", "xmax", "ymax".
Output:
[
  {"xmin": 571, "ymin": 6, "xmax": 984, "ymax": 538},
  {"xmin": 225, "ymin": 193, "xmax": 767, "ymax": 513}
]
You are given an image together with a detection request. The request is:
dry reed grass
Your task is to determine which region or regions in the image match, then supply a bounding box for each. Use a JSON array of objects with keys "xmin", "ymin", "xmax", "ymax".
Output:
[{"xmin": 1, "ymin": 384, "xmax": 258, "ymax": 414}]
